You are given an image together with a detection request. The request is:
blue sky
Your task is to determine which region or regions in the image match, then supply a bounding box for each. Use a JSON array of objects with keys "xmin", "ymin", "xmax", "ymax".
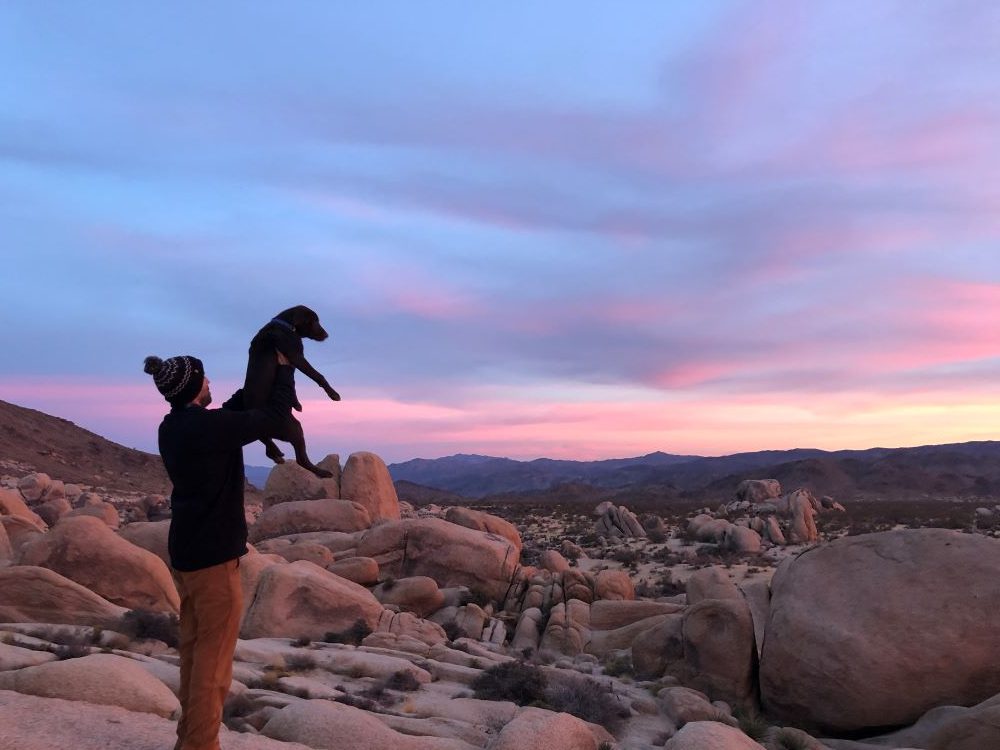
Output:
[{"xmin": 2, "ymin": 2, "xmax": 998, "ymax": 464}]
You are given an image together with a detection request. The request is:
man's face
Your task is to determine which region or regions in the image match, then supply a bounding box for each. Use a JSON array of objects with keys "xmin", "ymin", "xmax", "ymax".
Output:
[{"xmin": 193, "ymin": 375, "xmax": 212, "ymax": 407}]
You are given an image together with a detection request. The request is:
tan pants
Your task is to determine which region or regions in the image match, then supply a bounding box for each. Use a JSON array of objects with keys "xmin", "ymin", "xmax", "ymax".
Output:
[{"xmin": 171, "ymin": 558, "xmax": 242, "ymax": 750}]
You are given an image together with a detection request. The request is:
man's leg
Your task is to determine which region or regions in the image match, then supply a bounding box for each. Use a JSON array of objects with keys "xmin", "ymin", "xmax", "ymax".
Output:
[
  {"xmin": 172, "ymin": 571, "xmax": 197, "ymax": 750},
  {"xmin": 174, "ymin": 559, "xmax": 243, "ymax": 750}
]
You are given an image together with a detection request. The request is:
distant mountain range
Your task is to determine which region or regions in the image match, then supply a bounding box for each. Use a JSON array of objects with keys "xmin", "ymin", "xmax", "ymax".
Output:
[
  {"xmin": 1, "ymin": 398, "xmax": 996, "ymax": 505},
  {"xmin": 388, "ymin": 443, "xmax": 1000, "ymax": 504}
]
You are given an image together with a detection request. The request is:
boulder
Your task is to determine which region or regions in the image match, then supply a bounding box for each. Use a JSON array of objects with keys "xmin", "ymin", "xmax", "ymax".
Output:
[
  {"xmin": 0, "ymin": 653, "xmax": 179, "ymax": 717},
  {"xmin": 761, "ymin": 529, "xmax": 1000, "ymax": 733},
  {"xmin": 735, "ymin": 479, "xmax": 782, "ymax": 504},
  {"xmin": 926, "ymin": 699, "xmax": 1000, "ymax": 750},
  {"xmin": 630, "ymin": 614, "xmax": 685, "ymax": 679},
  {"xmin": 34, "ymin": 497, "xmax": 72, "ymax": 527},
  {"xmin": 262, "ymin": 697, "xmax": 475, "ymax": 750},
  {"xmin": 117, "ymin": 520, "xmax": 171, "ymax": 565},
  {"xmin": 18, "ymin": 516, "xmax": 179, "ymax": 613},
  {"xmin": 66, "ymin": 501, "xmax": 120, "ymax": 528},
  {"xmin": 1, "ymin": 515, "xmax": 44, "ymax": 556},
  {"xmin": 540, "ymin": 599, "xmax": 590, "ymax": 655},
  {"xmin": 664, "ymin": 720, "xmax": 766, "ymax": 749},
  {"xmin": 263, "ymin": 463, "xmax": 326, "ymax": 508},
  {"xmin": 0, "ymin": 488, "xmax": 46, "ymax": 529},
  {"xmin": 250, "ymin": 499, "xmax": 372, "ymax": 543},
  {"xmin": 686, "ymin": 566, "xmax": 740, "ymax": 605},
  {"xmin": 356, "ymin": 518, "xmax": 519, "ymax": 601},
  {"xmin": 374, "ymin": 576, "xmax": 445, "ymax": 618},
  {"xmin": 679, "ymin": 598, "xmax": 757, "ymax": 707},
  {"xmin": 595, "ymin": 505, "xmax": 646, "ymax": 539},
  {"xmin": 371, "ymin": 609, "xmax": 448, "ymax": 647},
  {"xmin": 241, "ymin": 560, "xmax": 383, "ymax": 641},
  {"xmin": 326, "ymin": 556, "xmax": 379, "ymax": 586},
  {"xmin": 490, "ymin": 707, "xmax": 600, "ymax": 750},
  {"xmin": 0, "ymin": 642, "xmax": 58, "ymax": 671},
  {"xmin": 539, "ymin": 549, "xmax": 571, "ymax": 573},
  {"xmin": 444, "ymin": 507, "xmax": 522, "ymax": 553},
  {"xmin": 0, "ymin": 522, "xmax": 11, "ymax": 563},
  {"xmin": 593, "ymin": 570, "xmax": 634, "ymax": 601},
  {"xmin": 511, "ymin": 607, "xmax": 544, "ymax": 652},
  {"xmin": 722, "ymin": 525, "xmax": 761, "ymax": 553},
  {"xmin": 0, "ymin": 566, "xmax": 127, "ymax": 627},
  {"xmin": 693, "ymin": 519, "xmax": 731, "ymax": 544},
  {"xmin": 589, "ymin": 600, "xmax": 685, "ymax": 631},
  {"xmin": 341, "ymin": 451, "xmax": 401, "ymax": 522},
  {"xmin": 16, "ymin": 473, "xmax": 51, "ymax": 503},
  {"xmin": 272, "ymin": 541, "xmax": 336, "ymax": 567},
  {"xmin": 317, "ymin": 454, "xmax": 342, "ymax": 499},
  {"xmin": 659, "ymin": 686, "xmax": 735, "ymax": 727}
]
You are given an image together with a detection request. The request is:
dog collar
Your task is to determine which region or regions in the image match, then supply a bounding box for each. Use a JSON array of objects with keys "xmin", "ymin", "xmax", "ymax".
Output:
[{"xmin": 271, "ymin": 318, "xmax": 295, "ymax": 331}]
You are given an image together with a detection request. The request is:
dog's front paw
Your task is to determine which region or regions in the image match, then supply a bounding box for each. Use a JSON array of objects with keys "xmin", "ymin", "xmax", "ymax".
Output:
[{"xmin": 326, "ymin": 388, "xmax": 341, "ymax": 402}]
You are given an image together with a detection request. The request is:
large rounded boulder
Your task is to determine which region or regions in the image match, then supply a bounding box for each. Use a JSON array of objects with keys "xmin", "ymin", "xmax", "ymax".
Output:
[
  {"xmin": 249, "ymin": 498, "xmax": 372, "ymax": 542},
  {"xmin": 341, "ymin": 451, "xmax": 401, "ymax": 522},
  {"xmin": 0, "ymin": 566, "xmax": 127, "ymax": 627},
  {"xmin": 241, "ymin": 560, "xmax": 383, "ymax": 640},
  {"xmin": 760, "ymin": 529, "xmax": 1000, "ymax": 733},
  {"xmin": 18, "ymin": 515, "xmax": 179, "ymax": 613},
  {"xmin": 356, "ymin": 518, "xmax": 519, "ymax": 601}
]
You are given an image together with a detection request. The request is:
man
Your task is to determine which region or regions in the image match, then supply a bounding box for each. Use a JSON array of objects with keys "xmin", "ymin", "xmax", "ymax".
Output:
[{"xmin": 144, "ymin": 351, "xmax": 294, "ymax": 750}]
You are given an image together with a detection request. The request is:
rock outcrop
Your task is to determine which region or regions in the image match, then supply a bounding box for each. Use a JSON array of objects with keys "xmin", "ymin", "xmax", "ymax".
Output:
[{"xmin": 18, "ymin": 516, "xmax": 179, "ymax": 613}]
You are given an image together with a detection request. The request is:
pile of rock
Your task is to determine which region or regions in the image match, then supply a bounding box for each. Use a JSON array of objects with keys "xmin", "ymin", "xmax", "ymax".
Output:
[{"xmin": 593, "ymin": 501, "xmax": 645, "ymax": 540}]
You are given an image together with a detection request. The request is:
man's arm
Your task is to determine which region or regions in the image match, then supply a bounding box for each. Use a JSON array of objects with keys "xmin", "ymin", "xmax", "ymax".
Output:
[{"xmin": 207, "ymin": 364, "xmax": 297, "ymax": 447}]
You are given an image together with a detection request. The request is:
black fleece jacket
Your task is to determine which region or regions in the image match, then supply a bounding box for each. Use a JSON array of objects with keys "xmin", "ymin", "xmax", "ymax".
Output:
[{"xmin": 159, "ymin": 365, "xmax": 296, "ymax": 571}]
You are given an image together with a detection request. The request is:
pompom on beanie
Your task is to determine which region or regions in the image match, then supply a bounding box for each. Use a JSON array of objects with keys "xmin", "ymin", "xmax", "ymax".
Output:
[{"xmin": 143, "ymin": 355, "xmax": 205, "ymax": 406}]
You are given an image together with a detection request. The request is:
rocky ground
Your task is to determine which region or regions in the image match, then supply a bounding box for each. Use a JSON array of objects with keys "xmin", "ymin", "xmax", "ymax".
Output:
[{"xmin": 2, "ymin": 452, "xmax": 1000, "ymax": 750}]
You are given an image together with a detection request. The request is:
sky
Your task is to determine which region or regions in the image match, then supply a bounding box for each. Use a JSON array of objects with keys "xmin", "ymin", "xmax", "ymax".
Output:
[{"xmin": 1, "ymin": 2, "xmax": 998, "ymax": 465}]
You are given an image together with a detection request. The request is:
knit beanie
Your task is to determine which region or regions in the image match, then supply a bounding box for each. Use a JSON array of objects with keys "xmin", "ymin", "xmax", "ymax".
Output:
[{"xmin": 143, "ymin": 355, "xmax": 205, "ymax": 405}]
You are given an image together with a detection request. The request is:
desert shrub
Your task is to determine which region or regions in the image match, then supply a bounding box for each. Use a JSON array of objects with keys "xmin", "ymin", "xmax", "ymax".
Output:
[
  {"xmin": 602, "ymin": 653, "xmax": 633, "ymax": 678},
  {"xmin": 284, "ymin": 652, "xmax": 316, "ymax": 672},
  {"xmin": 245, "ymin": 668, "xmax": 290, "ymax": 691},
  {"xmin": 359, "ymin": 682, "xmax": 391, "ymax": 704},
  {"xmin": 290, "ymin": 636, "xmax": 311, "ymax": 648},
  {"xmin": 460, "ymin": 588, "xmax": 493, "ymax": 608},
  {"xmin": 598, "ymin": 742, "xmax": 615, "ymax": 750},
  {"xmin": 380, "ymin": 575, "xmax": 396, "ymax": 591},
  {"xmin": 646, "ymin": 528, "xmax": 667, "ymax": 544},
  {"xmin": 735, "ymin": 706, "xmax": 770, "ymax": 742},
  {"xmin": 386, "ymin": 670, "xmax": 422, "ymax": 691},
  {"xmin": 471, "ymin": 661, "xmax": 546, "ymax": 705},
  {"xmin": 119, "ymin": 609, "xmax": 180, "ymax": 648},
  {"xmin": 610, "ymin": 548, "xmax": 640, "ymax": 565},
  {"xmin": 323, "ymin": 618, "xmax": 372, "ymax": 645},
  {"xmin": 544, "ymin": 677, "xmax": 629, "ymax": 733},
  {"xmin": 336, "ymin": 693, "xmax": 378, "ymax": 712}
]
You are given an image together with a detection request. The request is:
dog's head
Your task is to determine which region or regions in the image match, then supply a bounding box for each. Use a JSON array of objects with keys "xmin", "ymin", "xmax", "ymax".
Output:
[{"xmin": 276, "ymin": 305, "xmax": 328, "ymax": 341}]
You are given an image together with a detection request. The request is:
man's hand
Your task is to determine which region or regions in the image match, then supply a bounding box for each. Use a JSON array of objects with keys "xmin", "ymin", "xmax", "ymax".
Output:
[
  {"xmin": 277, "ymin": 351, "xmax": 290, "ymax": 366},
  {"xmin": 325, "ymin": 386, "xmax": 341, "ymax": 401}
]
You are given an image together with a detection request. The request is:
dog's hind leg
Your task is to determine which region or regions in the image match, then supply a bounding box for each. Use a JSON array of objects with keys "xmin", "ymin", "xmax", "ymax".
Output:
[
  {"xmin": 285, "ymin": 418, "xmax": 332, "ymax": 478},
  {"xmin": 263, "ymin": 439, "xmax": 285, "ymax": 464}
]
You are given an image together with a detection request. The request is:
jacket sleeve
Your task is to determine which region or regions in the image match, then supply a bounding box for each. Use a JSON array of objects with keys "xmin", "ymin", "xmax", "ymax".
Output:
[{"xmin": 205, "ymin": 365, "xmax": 296, "ymax": 447}]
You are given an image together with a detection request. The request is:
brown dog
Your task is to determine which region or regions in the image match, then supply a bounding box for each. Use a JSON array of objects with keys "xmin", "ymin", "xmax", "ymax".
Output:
[{"xmin": 242, "ymin": 305, "xmax": 340, "ymax": 478}]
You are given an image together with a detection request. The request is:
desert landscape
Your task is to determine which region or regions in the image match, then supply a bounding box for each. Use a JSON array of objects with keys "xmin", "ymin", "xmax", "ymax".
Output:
[{"xmin": 1, "ymin": 399, "xmax": 998, "ymax": 750}]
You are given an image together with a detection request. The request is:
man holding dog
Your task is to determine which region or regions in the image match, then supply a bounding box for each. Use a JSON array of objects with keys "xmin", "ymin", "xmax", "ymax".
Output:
[{"xmin": 144, "ymin": 350, "xmax": 293, "ymax": 750}]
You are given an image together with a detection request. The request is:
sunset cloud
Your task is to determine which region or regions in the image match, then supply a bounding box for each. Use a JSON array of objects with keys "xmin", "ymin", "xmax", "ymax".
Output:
[{"xmin": 1, "ymin": 2, "xmax": 997, "ymax": 463}]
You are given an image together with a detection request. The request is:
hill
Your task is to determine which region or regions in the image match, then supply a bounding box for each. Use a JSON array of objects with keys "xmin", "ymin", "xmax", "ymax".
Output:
[
  {"xmin": 390, "ymin": 442, "xmax": 1000, "ymax": 503},
  {"xmin": 0, "ymin": 399, "xmax": 170, "ymax": 494}
]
